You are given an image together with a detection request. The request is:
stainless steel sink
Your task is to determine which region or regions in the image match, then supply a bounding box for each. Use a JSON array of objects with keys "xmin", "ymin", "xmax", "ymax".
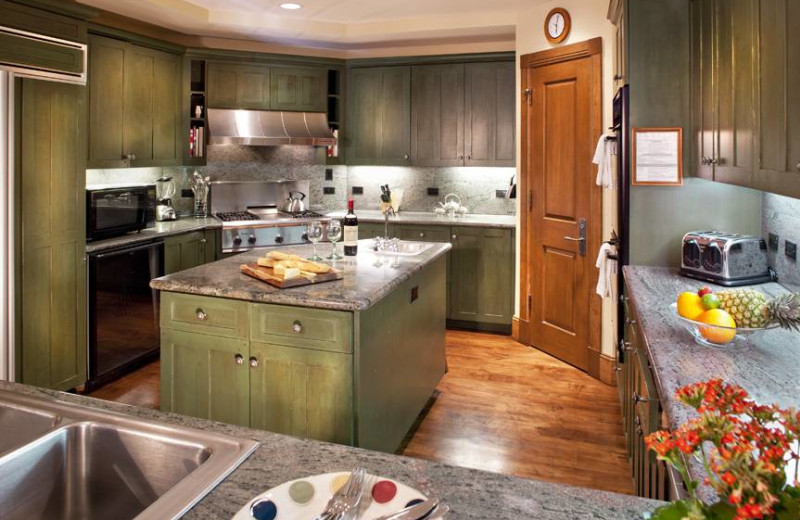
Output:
[
  {"xmin": 0, "ymin": 402, "xmax": 60, "ymax": 456},
  {"xmin": 372, "ymin": 241, "xmax": 434, "ymax": 257},
  {"xmin": 0, "ymin": 391, "xmax": 259, "ymax": 520}
]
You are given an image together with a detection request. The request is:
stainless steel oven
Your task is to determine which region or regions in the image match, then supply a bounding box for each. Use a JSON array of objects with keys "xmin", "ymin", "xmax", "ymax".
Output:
[
  {"xmin": 86, "ymin": 185, "xmax": 156, "ymax": 241},
  {"xmin": 87, "ymin": 240, "xmax": 164, "ymax": 391}
]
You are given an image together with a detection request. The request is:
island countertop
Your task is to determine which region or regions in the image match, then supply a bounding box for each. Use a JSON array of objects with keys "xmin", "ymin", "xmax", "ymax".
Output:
[
  {"xmin": 0, "ymin": 381, "xmax": 662, "ymax": 519},
  {"xmin": 150, "ymin": 240, "xmax": 452, "ymax": 311},
  {"xmin": 326, "ymin": 210, "xmax": 517, "ymax": 229}
]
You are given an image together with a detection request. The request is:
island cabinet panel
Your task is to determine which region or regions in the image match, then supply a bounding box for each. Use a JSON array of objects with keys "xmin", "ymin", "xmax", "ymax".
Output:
[
  {"xmin": 464, "ymin": 62, "xmax": 516, "ymax": 167},
  {"xmin": 410, "ymin": 64, "xmax": 465, "ymax": 167},
  {"xmin": 270, "ymin": 67, "xmax": 327, "ymax": 112},
  {"xmin": 250, "ymin": 304, "xmax": 352, "ymax": 353},
  {"xmin": 207, "ymin": 62, "xmax": 271, "ymax": 110},
  {"xmin": 249, "ymin": 342, "xmax": 353, "ymax": 445},
  {"xmin": 161, "ymin": 292, "xmax": 249, "ymax": 339},
  {"xmin": 18, "ymin": 78, "xmax": 87, "ymax": 391},
  {"xmin": 160, "ymin": 329, "xmax": 250, "ymax": 427},
  {"xmin": 358, "ymin": 223, "xmax": 388, "ymax": 240},
  {"xmin": 164, "ymin": 229, "xmax": 217, "ymax": 274},
  {"xmin": 448, "ymin": 227, "xmax": 514, "ymax": 327}
]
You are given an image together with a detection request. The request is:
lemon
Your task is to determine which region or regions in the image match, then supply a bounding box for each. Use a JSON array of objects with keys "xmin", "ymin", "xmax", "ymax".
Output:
[
  {"xmin": 677, "ymin": 292, "xmax": 706, "ymax": 320},
  {"xmin": 697, "ymin": 309, "xmax": 737, "ymax": 344}
]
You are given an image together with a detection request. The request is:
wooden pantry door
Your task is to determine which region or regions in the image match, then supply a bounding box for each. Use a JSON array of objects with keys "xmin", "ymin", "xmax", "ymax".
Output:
[{"xmin": 519, "ymin": 39, "xmax": 602, "ymax": 374}]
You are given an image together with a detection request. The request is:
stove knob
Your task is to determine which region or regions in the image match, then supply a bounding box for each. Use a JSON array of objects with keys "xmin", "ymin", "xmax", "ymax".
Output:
[
  {"xmin": 274, "ymin": 235, "xmax": 284, "ymax": 244},
  {"xmin": 248, "ymin": 234, "xmax": 257, "ymax": 244},
  {"xmin": 301, "ymin": 232, "xmax": 309, "ymax": 242},
  {"xmin": 233, "ymin": 235, "xmax": 243, "ymax": 246}
]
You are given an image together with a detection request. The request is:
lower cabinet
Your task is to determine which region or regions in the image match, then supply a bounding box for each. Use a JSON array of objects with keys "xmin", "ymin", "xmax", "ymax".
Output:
[{"xmin": 164, "ymin": 229, "xmax": 217, "ymax": 274}]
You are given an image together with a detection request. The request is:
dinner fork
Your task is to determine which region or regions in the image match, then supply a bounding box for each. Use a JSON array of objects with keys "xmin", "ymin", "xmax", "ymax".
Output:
[{"xmin": 312, "ymin": 468, "xmax": 367, "ymax": 520}]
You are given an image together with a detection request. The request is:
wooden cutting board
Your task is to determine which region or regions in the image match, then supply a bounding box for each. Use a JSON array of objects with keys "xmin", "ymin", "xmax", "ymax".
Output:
[{"xmin": 240, "ymin": 263, "xmax": 343, "ymax": 288}]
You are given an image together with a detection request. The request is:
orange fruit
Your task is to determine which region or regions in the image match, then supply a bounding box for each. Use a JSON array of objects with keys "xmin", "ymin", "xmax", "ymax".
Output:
[
  {"xmin": 697, "ymin": 309, "xmax": 737, "ymax": 344},
  {"xmin": 677, "ymin": 292, "xmax": 706, "ymax": 320}
]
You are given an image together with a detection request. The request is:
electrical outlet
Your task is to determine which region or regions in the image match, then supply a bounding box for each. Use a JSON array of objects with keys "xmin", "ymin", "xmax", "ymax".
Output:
[
  {"xmin": 495, "ymin": 189, "xmax": 508, "ymax": 198},
  {"xmin": 181, "ymin": 189, "xmax": 194, "ymax": 198},
  {"xmin": 325, "ymin": 168, "xmax": 334, "ymax": 181},
  {"xmin": 769, "ymin": 233, "xmax": 780, "ymax": 251},
  {"xmin": 786, "ymin": 240, "xmax": 797, "ymax": 261},
  {"xmin": 323, "ymin": 187, "xmax": 336, "ymax": 195},
  {"xmin": 352, "ymin": 186, "xmax": 364, "ymax": 195},
  {"xmin": 427, "ymin": 187, "xmax": 439, "ymax": 196}
]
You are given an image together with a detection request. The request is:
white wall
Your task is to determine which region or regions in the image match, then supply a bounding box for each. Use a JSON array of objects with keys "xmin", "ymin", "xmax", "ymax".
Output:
[{"xmin": 515, "ymin": 0, "xmax": 619, "ymax": 359}]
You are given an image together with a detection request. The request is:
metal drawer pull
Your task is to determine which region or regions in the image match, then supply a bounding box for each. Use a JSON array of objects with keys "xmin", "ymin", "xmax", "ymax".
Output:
[
  {"xmin": 626, "ymin": 318, "xmax": 637, "ymax": 326},
  {"xmin": 632, "ymin": 393, "xmax": 651, "ymax": 404},
  {"xmin": 235, "ymin": 354, "xmax": 244, "ymax": 365},
  {"xmin": 621, "ymin": 341, "xmax": 634, "ymax": 352},
  {"xmin": 291, "ymin": 320, "xmax": 303, "ymax": 333},
  {"xmin": 196, "ymin": 308, "xmax": 208, "ymax": 321},
  {"xmin": 563, "ymin": 236, "xmax": 585, "ymax": 242},
  {"xmin": 249, "ymin": 357, "xmax": 259, "ymax": 369}
]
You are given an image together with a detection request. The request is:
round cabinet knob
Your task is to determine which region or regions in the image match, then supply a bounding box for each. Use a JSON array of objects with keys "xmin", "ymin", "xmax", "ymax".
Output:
[
  {"xmin": 196, "ymin": 308, "xmax": 208, "ymax": 321},
  {"xmin": 200, "ymin": 238, "xmax": 207, "ymax": 244},
  {"xmin": 274, "ymin": 235, "xmax": 284, "ymax": 244},
  {"xmin": 248, "ymin": 234, "xmax": 257, "ymax": 244},
  {"xmin": 233, "ymin": 235, "xmax": 242, "ymax": 245},
  {"xmin": 404, "ymin": 154, "xmax": 410, "ymax": 160},
  {"xmin": 292, "ymin": 320, "xmax": 303, "ymax": 334},
  {"xmin": 235, "ymin": 354, "xmax": 244, "ymax": 365},
  {"xmin": 419, "ymin": 232, "xmax": 425, "ymax": 238},
  {"xmin": 796, "ymin": 162, "xmax": 800, "ymax": 172},
  {"xmin": 451, "ymin": 234, "xmax": 457, "ymax": 240},
  {"xmin": 130, "ymin": 154, "xmax": 136, "ymax": 161},
  {"xmin": 458, "ymin": 155, "xmax": 464, "ymax": 160},
  {"xmin": 249, "ymin": 357, "xmax": 259, "ymax": 369}
]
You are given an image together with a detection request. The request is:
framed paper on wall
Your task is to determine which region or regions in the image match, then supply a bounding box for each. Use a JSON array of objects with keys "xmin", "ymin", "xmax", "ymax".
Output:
[{"xmin": 631, "ymin": 127, "xmax": 683, "ymax": 186}]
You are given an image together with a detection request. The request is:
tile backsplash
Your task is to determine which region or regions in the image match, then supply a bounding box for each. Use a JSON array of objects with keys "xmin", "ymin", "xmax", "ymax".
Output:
[
  {"xmin": 87, "ymin": 145, "xmax": 516, "ymax": 216},
  {"xmin": 762, "ymin": 192, "xmax": 800, "ymax": 291}
]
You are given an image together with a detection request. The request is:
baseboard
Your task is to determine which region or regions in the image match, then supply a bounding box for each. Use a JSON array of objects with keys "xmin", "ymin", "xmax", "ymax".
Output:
[
  {"xmin": 587, "ymin": 347, "xmax": 618, "ymax": 386},
  {"xmin": 446, "ymin": 320, "xmax": 512, "ymax": 335},
  {"xmin": 512, "ymin": 316, "xmax": 520, "ymax": 341}
]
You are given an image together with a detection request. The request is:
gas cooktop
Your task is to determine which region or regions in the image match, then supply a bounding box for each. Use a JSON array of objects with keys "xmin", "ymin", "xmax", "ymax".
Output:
[{"xmin": 215, "ymin": 210, "xmax": 327, "ymax": 223}]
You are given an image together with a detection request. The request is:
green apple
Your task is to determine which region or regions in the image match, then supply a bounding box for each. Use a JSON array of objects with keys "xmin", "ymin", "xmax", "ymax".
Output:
[{"xmin": 701, "ymin": 293, "xmax": 721, "ymax": 310}]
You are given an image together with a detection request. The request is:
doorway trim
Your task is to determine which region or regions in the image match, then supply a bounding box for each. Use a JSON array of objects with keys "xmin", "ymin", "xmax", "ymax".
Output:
[{"xmin": 517, "ymin": 37, "xmax": 604, "ymax": 380}]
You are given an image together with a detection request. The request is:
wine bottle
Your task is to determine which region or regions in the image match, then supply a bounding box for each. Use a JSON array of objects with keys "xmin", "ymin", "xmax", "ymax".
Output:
[{"xmin": 343, "ymin": 199, "xmax": 358, "ymax": 256}]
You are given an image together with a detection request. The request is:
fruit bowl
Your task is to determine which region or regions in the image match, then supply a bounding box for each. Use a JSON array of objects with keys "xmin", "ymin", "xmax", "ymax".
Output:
[{"xmin": 670, "ymin": 303, "xmax": 779, "ymax": 348}]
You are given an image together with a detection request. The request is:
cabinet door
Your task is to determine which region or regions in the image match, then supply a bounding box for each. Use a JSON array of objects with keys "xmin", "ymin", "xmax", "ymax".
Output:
[
  {"xmin": 237, "ymin": 65, "xmax": 271, "ymax": 109},
  {"xmin": 395, "ymin": 224, "xmax": 450, "ymax": 243},
  {"xmin": 270, "ymin": 67, "xmax": 326, "ymax": 112},
  {"xmin": 160, "ymin": 329, "xmax": 250, "ymax": 427},
  {"xmin": 249, "ymin": 342, "xmax": 353, "ymax": 445},
  {"xmin": 151, "ymin": 49, "xmax": 182, "ymax": 165},
  {"xmin": 358, "ymin": 223, "xmax": 387, "ymax": 239},
  {"xmin": 164, "ymin": 231, "xmax": 206, "ymax": 274},
  {"xmin": 464, "ymin": 62, "xmax": 515, "ymax": 167},
  {"xmin": 202, "ymin": 229, "xmax": 218, "ymax": 264},
  {"xmin": 449, "ymin": 227, "xmax": 514, "ymax": 325},
  {"xmin": 207, "ymin": 62, "xmax": 238, "ymax": 108},
  {"xmin": 410, "ymin": 64, "xmax": 465, "ymax": 166},
  {"xmin": 690, "ymin": 0, "xmax": 715, "ymax": 180},
  {"xmin": 87, "ymin": 35, "xmax": 126, "ymax": 168},
  {"xmin": 19, "ymin": 79, "xmax": 87, "ymax": 390},
  {"xmin": 348, "ymin": 67, "xmax": 411, "ymax": 165}
]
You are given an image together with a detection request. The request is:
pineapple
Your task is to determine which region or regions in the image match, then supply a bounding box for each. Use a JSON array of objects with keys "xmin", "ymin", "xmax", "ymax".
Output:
[{"xmin": 717, "ymin": 289, "xmax": 800, "ymax": 331}]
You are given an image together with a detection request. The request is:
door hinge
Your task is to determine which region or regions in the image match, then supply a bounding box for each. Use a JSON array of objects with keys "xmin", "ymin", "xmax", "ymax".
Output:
[{"xmin": 523, "ymin": 88, "xmax": 533, "ymax": 106}]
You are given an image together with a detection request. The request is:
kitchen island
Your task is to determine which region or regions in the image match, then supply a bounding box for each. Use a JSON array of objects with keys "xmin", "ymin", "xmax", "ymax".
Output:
[{"xmin": 151, "ymin": 240, "xmax": 450, "ymax": 453}]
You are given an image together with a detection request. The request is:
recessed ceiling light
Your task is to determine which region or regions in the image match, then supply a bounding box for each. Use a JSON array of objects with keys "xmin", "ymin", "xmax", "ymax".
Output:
[{"xmin": 280, "ymin": 3, "xmax": 302, "ymax": 9}]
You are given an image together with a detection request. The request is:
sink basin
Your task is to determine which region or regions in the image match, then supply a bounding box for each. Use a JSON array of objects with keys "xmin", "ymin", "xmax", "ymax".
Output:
[
  {"xmin": 0, "ymin": 402, "xmax": 59, "ymax": 456},
  {"xmin": 0, "ymin": 390, "xmax": 259, "ymax": 520},
  {"xmin": 372, "ymin": 241, "xmax": 434, "ymax": 257}
]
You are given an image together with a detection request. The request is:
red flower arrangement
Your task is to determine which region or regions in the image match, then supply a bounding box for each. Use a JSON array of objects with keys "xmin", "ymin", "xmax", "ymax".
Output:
[{"xmin": 645, "ymin": 379, "xmax": 800, "ymax": 520}]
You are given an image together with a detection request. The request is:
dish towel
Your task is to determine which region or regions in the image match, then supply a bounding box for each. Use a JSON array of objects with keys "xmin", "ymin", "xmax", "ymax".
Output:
[
  {"xmin": 595, "ymin": 243, "xmax": 618, "ymax": 298},
  {"xmin": 592, "ymin": 135, "xmax": 618, "ymax": 188}
]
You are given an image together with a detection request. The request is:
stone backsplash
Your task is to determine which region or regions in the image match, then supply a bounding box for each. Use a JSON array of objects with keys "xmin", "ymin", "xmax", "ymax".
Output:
[
  {"xmin": 762, "ymin": 192, "xmax": 800, "ymax": 291},
  {"xmin": 87, "ymin": 145, "xmax": 516, "ymax": 216}
]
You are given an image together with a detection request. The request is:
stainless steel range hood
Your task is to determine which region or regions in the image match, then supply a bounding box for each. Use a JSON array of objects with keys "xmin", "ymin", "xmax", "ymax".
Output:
[{"xmin": 207, "ymin": 108, "xmax": 336, "ymax": 147}]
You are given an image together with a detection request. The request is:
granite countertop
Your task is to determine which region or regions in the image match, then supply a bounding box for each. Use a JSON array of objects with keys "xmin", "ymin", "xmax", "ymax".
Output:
[
  {"xmin": 0, "ymin": 381, "xmax": 661, "ymax": 519},
  {"xmin": 151, "ymin": 240, "xmax": 452, "ymax": 311},
  {"xmin": 86, "ymin": 217, "xmax": 222, "ymax": 253},
  {"xmin": 326, "ymin": 210, "xmax": 517, "ymax": 229}
]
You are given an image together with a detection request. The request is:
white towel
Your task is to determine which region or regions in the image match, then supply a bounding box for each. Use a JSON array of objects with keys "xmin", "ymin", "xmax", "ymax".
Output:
[
  {"xmin": 593, "ymin": 135, "xmax": 618, "ymax": 189},
  {"xmin": 595, "ymin": 243, "xmax": 618, "ymax": 298}
]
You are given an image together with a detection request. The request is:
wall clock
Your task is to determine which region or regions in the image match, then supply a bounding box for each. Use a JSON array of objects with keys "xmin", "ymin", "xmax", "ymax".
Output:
[{"xmin": 544, "ymin": 8, "xmax": 571, "ymax": 44}]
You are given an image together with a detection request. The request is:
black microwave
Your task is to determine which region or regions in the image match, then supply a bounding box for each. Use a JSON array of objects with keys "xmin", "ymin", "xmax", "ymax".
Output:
[{"xmin": 86, "ymin": 185, "xmax": 156, "ymax": 241}]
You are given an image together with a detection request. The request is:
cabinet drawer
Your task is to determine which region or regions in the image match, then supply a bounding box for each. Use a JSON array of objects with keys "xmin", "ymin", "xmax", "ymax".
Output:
[
  {"xmin": 161, "ymin": 292, "xmax": 249, "ymax": 338},
  {"xmin": 396, "ymin": 225, "xmax": 451, "ymax": 242},
  {"xmin": 250, "ymin": 304, "xmax": 353, "ymax": 353}
]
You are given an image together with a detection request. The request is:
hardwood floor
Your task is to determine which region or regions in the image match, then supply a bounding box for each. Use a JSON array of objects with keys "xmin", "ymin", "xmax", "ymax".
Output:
[{"xmin": 87, "ymin": 330, "xmax": 633, "ymax": 495}]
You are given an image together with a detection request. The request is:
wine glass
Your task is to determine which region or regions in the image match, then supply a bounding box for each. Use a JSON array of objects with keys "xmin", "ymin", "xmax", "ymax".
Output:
[
  {"xmin": 306, "ymin": 220, "xmax": 324, "ymax": 261},
  {"xmin": 327, "ymin": 220, "xmax": 343, "ymax": 260}
]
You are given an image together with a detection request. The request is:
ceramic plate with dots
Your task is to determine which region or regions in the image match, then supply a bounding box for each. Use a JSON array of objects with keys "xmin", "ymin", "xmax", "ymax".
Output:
[{"xmin": 232, "ymin": 472, "xmax": 428, "ymax": 520}]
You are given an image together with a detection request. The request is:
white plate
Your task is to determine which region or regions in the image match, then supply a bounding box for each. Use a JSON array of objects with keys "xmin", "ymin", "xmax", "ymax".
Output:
[{"xmin": 232, "ymin": 472, "xmax": 428, "ymax": 520}]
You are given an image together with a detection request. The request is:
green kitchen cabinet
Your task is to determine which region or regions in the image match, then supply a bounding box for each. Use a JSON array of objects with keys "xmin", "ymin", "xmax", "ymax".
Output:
[
  {"xmin": 87, "ymin": 34, "xmax": 182, "ymax": 168},
  {"xmin": 464, "ymin": 62, "xmax": 515, "ymax": 167},
  {"xmin": 410, "ymin": 64, "xmax": 465, "ymax": 167},
  {"xmin": 395, "ymin": 224, "xmax": 451, "ymax": 243},
  {"xmin": 160, "ymin": 329, "xmax": 250, "ymax": 427},
  {"xmin": 207, "ymin": 62, "xmax": 271, "ymax": 109},
  {"xmin": 249, "ymin": 342, "xmax": 353, "ymax": 445},
  {"xmin": 448, "ymin": 226, "xmax": 514, "ymax": 329},
  {"xmin": 347, "ymin": 66, "xmax": 411, "ymax": 165},
  {"xmin": 164, "ymin": 229, "xmax": 217, "ymax": 275},
  {"xmin": 0, "ymin": 0, "xmax": 88, "ymax": 43},
  {"xmin": 270, "ymin": 67, "xmax": 327, "ymax": 112},
  {"xmin": 17, "ymin": 78, "xmax": 87, "ymax": 390},
  {"xmin": 358, "ymin": 222, "xmax": 387, "ymax": 239}
]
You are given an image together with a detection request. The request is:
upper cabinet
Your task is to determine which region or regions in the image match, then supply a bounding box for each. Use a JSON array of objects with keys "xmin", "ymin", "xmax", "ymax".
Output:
[
  {"xmin": 270, "ymin": 67, "xmax": 327, "ymax": 112},
  {"xmin": 348, "ymin": 66, "xmax": 412, "ymax": 165},
  {"xmin": 464, "ymin": 62, "xmax": 516, "ymax": 167},
  {"xmin": 87, "ymin": 34, "xmax": 182, "ymax": 169},
  {"xmin": 207, "ymin": 62, "xmax": 271, "ymax": 109},
  {"xmin": 690, "ymin": 0, "xmax": 800, "ymax": 198},
  {"xmin": 410, "ymin": 64, "xmax": 465, "ymax": 167},
  {"xmin": 608, "ymin": 0, "xmax": 628, "ymax": 89}
]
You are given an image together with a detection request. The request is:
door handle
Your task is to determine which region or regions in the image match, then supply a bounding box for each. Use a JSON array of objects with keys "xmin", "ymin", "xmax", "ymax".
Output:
[
  {"xmin": 563, "ymin": 236, "xmax": 585, "ymax": 242},
  {"xmin": 564, "ymin": 218, "xmax": 587, "ymax": 256}
]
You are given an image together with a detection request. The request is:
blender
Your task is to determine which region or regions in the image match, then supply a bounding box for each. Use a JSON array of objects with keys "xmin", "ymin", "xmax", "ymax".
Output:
[{"xmin": 155, "ymin": 176, "xmax": 178, "ymax": 221}]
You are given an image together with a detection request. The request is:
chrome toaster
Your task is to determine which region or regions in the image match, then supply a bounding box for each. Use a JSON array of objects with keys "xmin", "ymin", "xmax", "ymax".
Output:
[{"xmin": 680, "ymin": 231, "xmax": 773, "ymax": 286}]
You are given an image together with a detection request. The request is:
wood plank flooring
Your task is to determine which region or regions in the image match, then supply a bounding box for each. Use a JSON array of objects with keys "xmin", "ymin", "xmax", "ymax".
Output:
[{"xmin": 87, "ymin": 330, "xmax": 633, "ymax": 495}]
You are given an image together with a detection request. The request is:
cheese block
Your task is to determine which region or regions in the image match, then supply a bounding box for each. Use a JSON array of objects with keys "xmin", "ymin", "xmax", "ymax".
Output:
[{"xmin": 274, "ymin": 264, "xmax": 301, "ymax": 280}]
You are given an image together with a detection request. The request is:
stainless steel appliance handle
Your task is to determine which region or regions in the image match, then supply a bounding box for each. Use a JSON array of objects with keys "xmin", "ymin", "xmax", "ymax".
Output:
[{"xmin": 89, "ymin": 240, "xmax": 165, "ymax": 259}]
